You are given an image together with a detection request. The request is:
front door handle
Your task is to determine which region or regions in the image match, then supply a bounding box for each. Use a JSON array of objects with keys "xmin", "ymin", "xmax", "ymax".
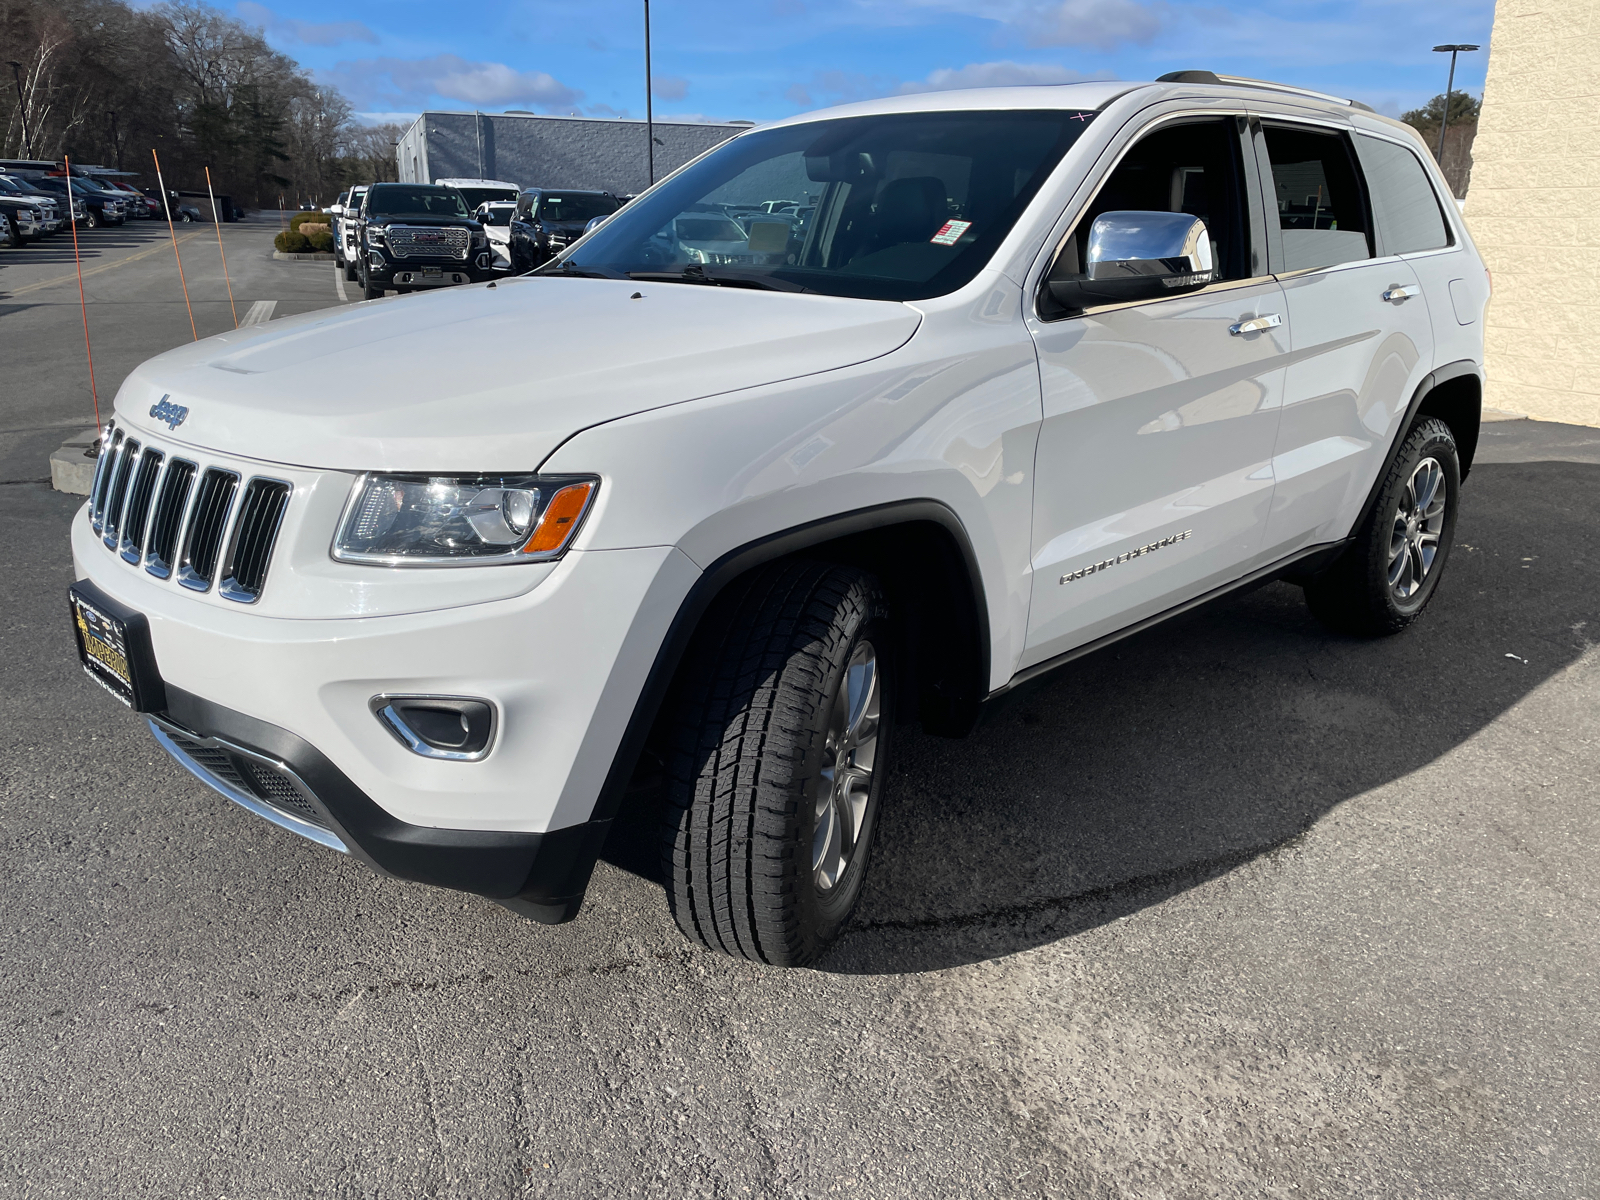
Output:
[
  {"xmin": 1382, "ymin": 285, "xmax": 1418, "ymax": 302},
  {"xmin": 1229, "ymin": 313, "xmax": 1282, "ymax": 336}
]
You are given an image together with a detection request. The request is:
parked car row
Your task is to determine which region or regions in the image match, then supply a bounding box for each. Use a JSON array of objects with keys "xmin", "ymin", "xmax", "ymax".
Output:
[
  {"xmin": 323, "ymin": 176, "xmax": 635, "ymax": 298},
  {"xmin": 0, "ymin": 165, "xmax": 224, "ymax": 253}
]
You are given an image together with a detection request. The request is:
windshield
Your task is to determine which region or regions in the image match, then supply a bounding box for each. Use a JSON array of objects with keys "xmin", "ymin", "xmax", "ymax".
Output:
[
  {"xmin": 551, "ymin": 109, "xmax": 1096, "ymax": 300},
  {"xmin": 535, "ymin": 193, "xmax": 618, "ymax": 224},
  {"xmin": 455, "ymin": 186, "xmax": 519, "ymax": 210},
  {"xmin": 366, "ymin": 186, "xmax": 471, "ymax": 220}
]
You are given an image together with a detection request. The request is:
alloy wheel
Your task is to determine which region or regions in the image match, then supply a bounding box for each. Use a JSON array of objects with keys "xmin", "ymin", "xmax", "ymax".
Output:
[
  {"xmin": 1388, "ymin": 456, "xmax": 1446, "ymax": 600},
  {"xmin": 811, "ymin": 640, "xmax": 880, "ymax": 893}
]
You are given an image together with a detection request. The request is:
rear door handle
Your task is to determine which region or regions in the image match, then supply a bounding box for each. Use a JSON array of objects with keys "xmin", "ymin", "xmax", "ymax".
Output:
[
  {"xmin": 1229, "ymin": 313, "xmax": 1282, "ymax": 336},
  {"xmin": 1382, "ymin": 285, "xmax": 1418, "ymax": 302}
]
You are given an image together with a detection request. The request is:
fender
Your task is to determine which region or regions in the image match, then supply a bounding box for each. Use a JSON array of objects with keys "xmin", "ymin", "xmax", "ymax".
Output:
[{"xmin": 587, "ymin": 500, "xmax": 990, "ymax": 829}]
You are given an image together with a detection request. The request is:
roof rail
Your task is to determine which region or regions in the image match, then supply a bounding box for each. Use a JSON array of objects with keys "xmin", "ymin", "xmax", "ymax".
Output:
[{"xmin": 1156, "ymin": 70, "xmax": 1375, "ymax": 113}]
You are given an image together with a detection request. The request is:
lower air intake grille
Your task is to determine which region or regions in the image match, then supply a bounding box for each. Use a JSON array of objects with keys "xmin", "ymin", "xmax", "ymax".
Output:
[{"xmin": 165, "ymin": 730, "xmax": 330, "ymax": 830}]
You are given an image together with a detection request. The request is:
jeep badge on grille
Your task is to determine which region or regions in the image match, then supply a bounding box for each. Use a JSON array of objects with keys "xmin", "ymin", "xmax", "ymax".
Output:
[{"xmin": 149, "ymin": 395, "xmax": 189, "ymax": 430}]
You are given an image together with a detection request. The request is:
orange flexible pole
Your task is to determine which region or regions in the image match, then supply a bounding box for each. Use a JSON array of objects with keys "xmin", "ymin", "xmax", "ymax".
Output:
[
  {"xmin": 62, "ymin": 156, "xmax": 101, "ymax": 432},
  {"xmin": 152, "ymin": 149, "xmax": 198, "ymax": 341},
  {"xmin": 205, "ymin": 166, "xmax": 237, "ymax": 328}
]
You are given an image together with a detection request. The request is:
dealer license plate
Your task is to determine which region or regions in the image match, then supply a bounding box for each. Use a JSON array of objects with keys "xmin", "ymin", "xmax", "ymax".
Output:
[
  {"xmin": 69, "ymin": 585, "xmax": 158, "ymax": 709},
  {"xmin": 422, "ymin": 267, "xmax": 442, "ymax": 279}
]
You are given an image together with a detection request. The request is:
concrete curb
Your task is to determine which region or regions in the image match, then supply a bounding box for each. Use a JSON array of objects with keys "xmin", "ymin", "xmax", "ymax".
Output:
[
  {"xmin": 51, "ymin": 428, "xmax": 101, "ymax": 496},
  {"xmin": 272, "ymin": 250, "xmax": 336, "ymax": 261}
]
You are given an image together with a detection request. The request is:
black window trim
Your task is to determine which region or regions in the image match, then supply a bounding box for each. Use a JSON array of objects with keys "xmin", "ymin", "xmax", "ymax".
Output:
[
  {"xmin": 1252, "ymin": 113, "xmax": 1380, "ymax": 278},
  {"xmin": 1030, "ymin": 108, "xmax": 1277, "ymax": 325},
  {"xmin": 1350, "ymin": 127, "xmax": 1458, "ymax": 259}
]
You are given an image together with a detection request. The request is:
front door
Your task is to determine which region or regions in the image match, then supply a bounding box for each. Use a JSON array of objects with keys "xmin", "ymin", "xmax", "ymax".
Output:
[
  {"xmin": 1254, "ymin": 120, "xmax": 1435, "ymax": 553},
  {"xmin": 1022, "ymin": 115, "xmax": 1290, "ymax": 669}
]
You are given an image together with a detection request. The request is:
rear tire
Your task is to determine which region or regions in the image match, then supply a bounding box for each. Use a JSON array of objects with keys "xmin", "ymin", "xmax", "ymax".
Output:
[
  {"xmin": 661, "ymin": 561, "xmax": 892, "ymax": 967},
  {"xmin": 1305, "ymin": 417, "xmax": 1460, "ymax": 636}
]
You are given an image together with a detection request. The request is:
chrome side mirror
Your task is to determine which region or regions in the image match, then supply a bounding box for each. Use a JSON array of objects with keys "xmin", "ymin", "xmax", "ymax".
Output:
[{"xmin": 1048, "ymin": 210, "xmax": 1214, "ymax": 310}]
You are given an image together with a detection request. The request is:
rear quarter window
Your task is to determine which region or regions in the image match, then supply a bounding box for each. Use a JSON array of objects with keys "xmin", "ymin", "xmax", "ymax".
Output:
[{"xmin": 1353, "ymin": 134, "xmax": 1452, "ymax": 255}]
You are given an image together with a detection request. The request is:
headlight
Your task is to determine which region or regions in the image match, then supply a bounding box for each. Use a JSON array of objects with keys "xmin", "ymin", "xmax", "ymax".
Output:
[
  {"xmin": 367, "ymin": 225, "xmax": 387, "ymax": 246},
  {"xmin": 471, "ymin": 231, "xmax": 487, "ymax": 247},
  {"xmin": 333, "ymin": 473, "xmax": 598, "ymax": 566}
]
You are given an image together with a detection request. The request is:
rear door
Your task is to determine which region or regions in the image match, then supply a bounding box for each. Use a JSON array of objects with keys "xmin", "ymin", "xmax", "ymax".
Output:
[
  {"xmin": 1021, "ymin": 112, "xmax": 1290, "ymax": 668},
  {"xmin": 1255, "ymin": 118, "xmax": 1434, "ymax": 552},
  {"xmin": 1353, "ymin": 130, "xmax": 1486, "ymax": 373}
]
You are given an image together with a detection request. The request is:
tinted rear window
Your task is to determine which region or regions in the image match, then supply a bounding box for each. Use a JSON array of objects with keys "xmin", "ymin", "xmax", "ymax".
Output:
[{"xmin": 1354, "ymin": 134, "xmax": 1451, "ymax": 255}]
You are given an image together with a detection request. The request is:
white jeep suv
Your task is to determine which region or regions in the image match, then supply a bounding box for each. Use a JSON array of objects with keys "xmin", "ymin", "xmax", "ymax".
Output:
[{"xmin": 71, "ymin": 75, "xmax": 1488, "ymax": 966}]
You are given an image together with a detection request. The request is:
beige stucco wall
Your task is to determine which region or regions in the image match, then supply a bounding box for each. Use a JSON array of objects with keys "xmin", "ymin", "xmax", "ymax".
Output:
[{"xmin": 1469, "ymin": 0, "xmax": 1600, "ymax": 426}]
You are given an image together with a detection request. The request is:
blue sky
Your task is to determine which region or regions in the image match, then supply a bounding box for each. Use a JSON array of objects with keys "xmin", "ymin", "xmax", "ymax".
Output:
[{"xmin": 230, "ymin": 0, "xmax": 1496, "ymax": 126}]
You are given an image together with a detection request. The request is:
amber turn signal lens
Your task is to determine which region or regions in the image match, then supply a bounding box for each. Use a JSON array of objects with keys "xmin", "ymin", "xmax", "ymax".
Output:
[{"xmin": 520, "ymin": 481, "xmax": 595, "ymax": 553}]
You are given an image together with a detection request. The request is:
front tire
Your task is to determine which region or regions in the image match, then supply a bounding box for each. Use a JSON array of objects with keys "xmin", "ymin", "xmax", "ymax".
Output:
[
  {"xmin": 1305, "ymin": 417, "xmax": 1460, "ymax": 635},
  {"xmin": 662, "ymin": 561, "xmax": 892, "ymax": 967},
  {"xmin": 359, "ymin": 262, "xmax": 384, "ymax": 301}
]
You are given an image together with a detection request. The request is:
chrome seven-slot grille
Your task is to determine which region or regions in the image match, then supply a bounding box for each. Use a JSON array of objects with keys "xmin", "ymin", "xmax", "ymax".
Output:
[
  {"xmin": 386, "ymin": 225, "xmax": 470, "ymax": 260},
  {"xmin": 87, "ymin": 422, "xmax": 292, "ymax": 605}
]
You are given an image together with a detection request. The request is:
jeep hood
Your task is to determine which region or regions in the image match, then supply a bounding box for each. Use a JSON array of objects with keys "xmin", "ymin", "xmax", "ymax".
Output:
[{"xmin": 113, "ymin": 278, "xmax": 921, "ymax": 472}]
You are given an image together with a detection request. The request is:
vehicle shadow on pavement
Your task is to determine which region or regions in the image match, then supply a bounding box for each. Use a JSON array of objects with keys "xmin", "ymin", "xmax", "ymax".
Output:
[{"xmin": 802, "ymin": 458, "xmax": 1597, "ymax": 974}]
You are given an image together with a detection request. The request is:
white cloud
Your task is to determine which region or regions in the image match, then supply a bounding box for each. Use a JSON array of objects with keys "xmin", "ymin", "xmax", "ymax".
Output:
[
  {"xmin": 354, "ymin": 111, "xmax": 420, "ymax": 127},
  {"xmin": 321, "ymin": 55, "xmax": 583, "ymax": 112},
  {"xmin": 1021, "ymin": 0, "xmax": 1165, "ymax": 50},
  {"xmin": 897, "ymin": 60, "xmax": 1095, "ymax": 92},
  {"xmin": 652, "ymin": 75, "xmax": 689, "ymax": 101},
  {"xmin": 235, "ymin": 1, "xmax": 377, "ymax": 47}
]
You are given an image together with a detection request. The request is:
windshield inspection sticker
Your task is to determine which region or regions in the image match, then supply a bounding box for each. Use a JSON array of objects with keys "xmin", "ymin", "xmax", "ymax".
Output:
[{"xmin": 929, "ymin": 220, "xmax": 972, "ymax": 246}]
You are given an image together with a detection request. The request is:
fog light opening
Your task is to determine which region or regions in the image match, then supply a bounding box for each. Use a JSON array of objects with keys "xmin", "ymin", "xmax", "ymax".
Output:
[{"xmin": 372, "ymin": 695, "xmax": 496, "ymax": 761}]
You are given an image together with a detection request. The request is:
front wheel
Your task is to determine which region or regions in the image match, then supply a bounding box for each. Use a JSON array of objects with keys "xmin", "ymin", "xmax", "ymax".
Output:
[
  {"xmin": 1305, "ymin": 417, "xmax": 1460, "ymax": 635},
  {"xmin": 85, "ymin": 210, "xmax": 100, "ymax": 229},
  {"xmin": 359, "ymin": 264, "xmax": 384, "ymax": 301},
  {"xmin": 662, "ymin": 561, "xmax": 892, "ymax": 967}
]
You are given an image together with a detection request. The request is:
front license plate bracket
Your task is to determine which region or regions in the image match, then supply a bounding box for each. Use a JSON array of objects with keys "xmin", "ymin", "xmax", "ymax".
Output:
[{"xmin": 69, "ymin": 580, "xmax": 167, "ymax": 712}]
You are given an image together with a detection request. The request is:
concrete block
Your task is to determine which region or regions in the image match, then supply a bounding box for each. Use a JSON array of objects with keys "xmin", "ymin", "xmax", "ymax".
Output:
[{"xmin": 51, "ymin": 428, "xmax": 102, "ymax": 496}]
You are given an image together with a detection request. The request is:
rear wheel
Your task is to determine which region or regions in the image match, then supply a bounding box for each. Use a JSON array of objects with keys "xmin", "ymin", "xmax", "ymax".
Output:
[
  {"xmin": 661, "ymin": 561, "xmax": 892, "ymax": 967},
  {"xmin": 1305, "ymin": 417, "xmax": 1460, "ymax": 635}
]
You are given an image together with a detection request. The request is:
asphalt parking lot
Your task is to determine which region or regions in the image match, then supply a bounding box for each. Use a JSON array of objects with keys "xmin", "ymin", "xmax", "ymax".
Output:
[{"xmin": 2, "ymin": 223, "xmax": 1597, "ymax": 1199}]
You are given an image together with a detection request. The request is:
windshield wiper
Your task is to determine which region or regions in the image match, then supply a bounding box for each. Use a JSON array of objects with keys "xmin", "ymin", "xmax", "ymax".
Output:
[
  {"xmin": 627, "ymin": 265, "xmax": 809, "ymax": 293},
  {"xmin": 532, "ymin": 259, "xmax": 615, "ymax": 279}
]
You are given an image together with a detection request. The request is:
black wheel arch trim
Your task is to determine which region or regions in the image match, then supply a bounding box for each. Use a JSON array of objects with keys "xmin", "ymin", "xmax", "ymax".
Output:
[
  {"xmin": 588, "ymin": 500, "xmax": 991, "ymax": 830},
  {"xmin": 1351, "ymin": 359, "xmax": 1482, "ymax": 540}
]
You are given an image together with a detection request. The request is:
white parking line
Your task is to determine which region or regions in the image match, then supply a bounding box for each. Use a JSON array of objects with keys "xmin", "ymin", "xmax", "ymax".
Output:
[
  {"xmin": 335, "ymin": 262, "xmax": 349, "ymax": 303},
  {"xmin": 241, "ymin": 300, "xmax": 277, "ymax": 326}
]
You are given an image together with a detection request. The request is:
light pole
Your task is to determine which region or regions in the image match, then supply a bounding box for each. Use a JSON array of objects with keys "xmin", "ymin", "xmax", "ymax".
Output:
[
  {"xmin": 1431, "ymin": 43, "xmax": 1480, "ymax": 164},
  {"xmin": 644, "ymin": 0, "xmax": 655, "ymax": 186},
  {"xmin": 7, "ymin": 60, "xmax": 32, "ymax": 159}
]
